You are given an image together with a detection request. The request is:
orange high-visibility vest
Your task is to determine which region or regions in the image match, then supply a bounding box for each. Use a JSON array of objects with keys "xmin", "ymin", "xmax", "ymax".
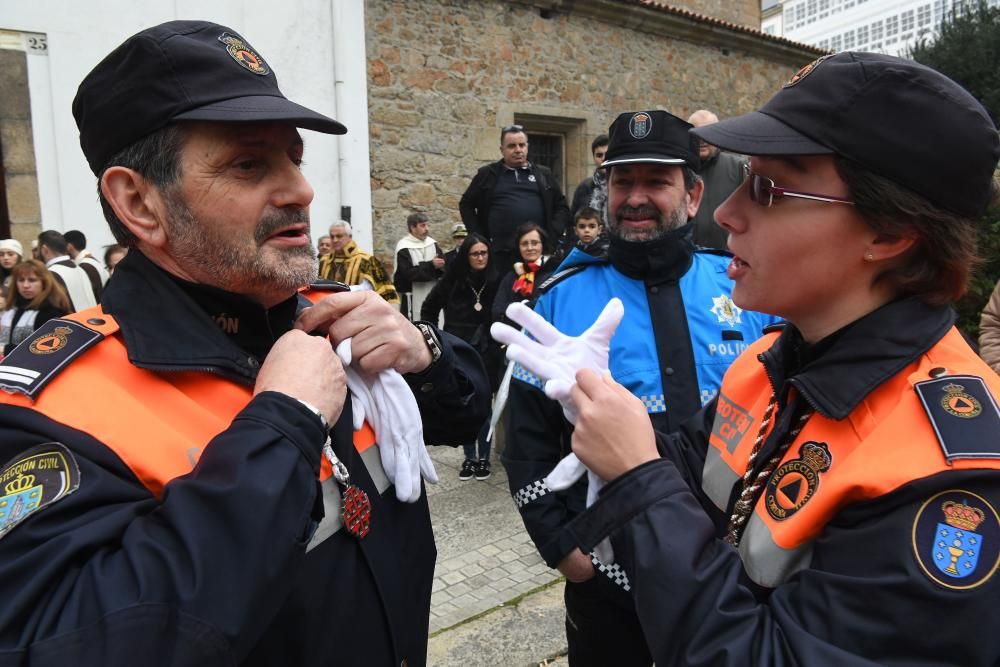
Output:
[
  {"xmin": 702, "ymin": 327, "xmax": 1000, "ymax": 588},
  {"xmin": 0, "ymin": 299, "xmax": 386, "ymax": 547}
]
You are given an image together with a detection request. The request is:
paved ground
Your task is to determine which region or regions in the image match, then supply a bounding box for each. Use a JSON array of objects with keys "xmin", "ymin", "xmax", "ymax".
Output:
[{"xmin": 425, "ymin": 442, "xmax": 568, "ymax": 666}]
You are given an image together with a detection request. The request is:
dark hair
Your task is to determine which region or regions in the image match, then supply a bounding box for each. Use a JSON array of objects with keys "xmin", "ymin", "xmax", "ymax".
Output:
[
  {"xmin": 64, "ymin": 230, "xmax": 86, "ymax": 250},
  {"xmin": 97, "ymin": 123, "xmax": 189, "ymax": 247},
  {"xmin": 406, "ymin": 212, "xmax": 429, "ymax": 230},
  {"xmin": 441, "ymin": 232, "xmax": 495, "ymax": 286},
  {"xmin": 500, "ymin": 124, "xmax": 526, "ymax": 144},
  {"xmin": 104, "ymin": 244, "xmax": 128, "ymax": 270},
  {"xmin": 37, "ymin": 230, "xmax": 68, "ymax": 256},
  {"xmin": 835, "ymin": 156, "xmax": 992, "ymax": 306},
  {"xmin": 6, "ymin": 259, "xmax": 71, "ymax": 312},
  {"xmin": 575, "ymin": 207, "xmax": 602, "ymax": 225},
  {"xmin": 514, "ymin": 222, "xmax": 548, "ymax": 263},
  {"xmin": 592, "ymin": 134, "xmax": 609, "ymax": 153}
]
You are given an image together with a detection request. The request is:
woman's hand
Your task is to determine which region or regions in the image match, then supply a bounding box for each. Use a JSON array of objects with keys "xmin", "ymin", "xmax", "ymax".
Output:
[{"xmin": 570, "ymin": 369, "xmax": 659, "ymax": 481}]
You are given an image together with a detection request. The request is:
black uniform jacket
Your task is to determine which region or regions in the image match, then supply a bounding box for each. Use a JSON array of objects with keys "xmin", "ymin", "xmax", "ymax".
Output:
[
  {"xmin": 568, "ymin": 298, "xmax": 1000, "ymax": 665},
  {"xmin": 458, "ymin": 160, "xmax": 571, "ymax": 250},
  {"xmin": 0, "ymin": 251, "xmax": 490, "ymax": 666}
]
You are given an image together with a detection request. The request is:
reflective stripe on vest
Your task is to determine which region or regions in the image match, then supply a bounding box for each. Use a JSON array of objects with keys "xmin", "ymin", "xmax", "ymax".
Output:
[
  {"xmin": 702, "ymin": 327, "xmax": 1000, "ymax": 588},
  {"xmin": 0, "ymin": 304, "xmax": 389, "ymax": 549}
]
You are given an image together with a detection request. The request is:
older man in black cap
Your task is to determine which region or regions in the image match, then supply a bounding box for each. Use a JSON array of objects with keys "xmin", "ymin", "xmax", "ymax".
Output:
[
  {"xmin": 501, "ymin": 109, "xmax": 779, "ymax": 666},
  {"xmin": 0, "ymin": 21, "xmax": 489, "ymax": 666}
]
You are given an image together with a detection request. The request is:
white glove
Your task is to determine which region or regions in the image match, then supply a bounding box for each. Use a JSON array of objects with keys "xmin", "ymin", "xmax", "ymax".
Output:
[
  {"xmin": 490, "ymin": 298, "xmax": 624, "ymax": 424},
  {"xmin": 335, "ymin": 339, "xmax": 438, "ymax": 503},
  {"xmin": 491, "ymin": 298, "xmax": 625, "ymax": 563}
]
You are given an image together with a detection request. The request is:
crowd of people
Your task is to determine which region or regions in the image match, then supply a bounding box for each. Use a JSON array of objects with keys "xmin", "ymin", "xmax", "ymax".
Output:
[
  {"xmin": 0, "ymin": 17, "xmax": 998, "ymax": 667},
  {"xmin": 0, "ymin": 232, "xmax": 125, "ymax": 358}
]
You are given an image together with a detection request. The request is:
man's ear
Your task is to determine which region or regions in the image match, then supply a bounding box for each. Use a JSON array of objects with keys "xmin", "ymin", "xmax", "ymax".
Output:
[
  {"xmin": 685, "ymin": 178, "xmax": 705, "ymax": 219},
  {"xmin": 100, "ymin": 167, "xmax": 170, "ymax": 249}
]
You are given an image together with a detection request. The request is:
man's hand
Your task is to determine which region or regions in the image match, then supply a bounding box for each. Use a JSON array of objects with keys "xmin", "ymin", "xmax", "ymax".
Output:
[
  {"xmin": 254, "ymin": 329, "xmax": 347, "ymax": 425},
  {"xmin": 295, "ymin": 290, "xmax": 432, "ymax": 375},
  {"xmin": 571, "ymin": 370, "xmax": 658, "ymax": 481},
  {"xmin": 432, "ymin": 256, "xmax": 445, "ymax": 270},
  {"xmin": 558, "ymin": 548, "xmax": 596, "ymax": 583}
]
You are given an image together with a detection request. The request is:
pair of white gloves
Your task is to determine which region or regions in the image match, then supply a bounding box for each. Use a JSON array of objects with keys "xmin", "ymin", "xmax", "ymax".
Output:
[
  {"xmin": 334, "ymin": 338, "xmax": 438, "ymax": 503},
  {"xmin": 490, "ymin": 298, "xmax": 625, "ymax": 563}
]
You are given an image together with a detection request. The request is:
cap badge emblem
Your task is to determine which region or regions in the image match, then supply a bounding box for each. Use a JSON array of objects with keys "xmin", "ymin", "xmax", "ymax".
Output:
[
  {"xmin": 784, "ymin": 54, "xmax": 834, "ymax": 88},
  {"xmin": 629, "ymin": 112, "xmax": 652, "ymax": 139},
  {"xmin": 218, "ymin": 32, "xmax": 270, "ymax": 75}
]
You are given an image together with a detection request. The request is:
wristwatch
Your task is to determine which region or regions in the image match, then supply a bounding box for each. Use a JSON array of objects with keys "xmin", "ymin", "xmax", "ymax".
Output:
[{"xmin": 414, "ymin": 321, "xmax": 443, "ymax": 366}]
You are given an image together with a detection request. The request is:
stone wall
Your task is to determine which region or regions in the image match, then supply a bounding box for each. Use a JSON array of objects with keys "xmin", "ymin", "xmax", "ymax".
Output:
[
  {"xmin": 365, "ymin": 0, "xmax": 819, "ymax": 261},
  {"xmin": 0, "ymin": 48, "xmax": 41, "ymax": 249}
]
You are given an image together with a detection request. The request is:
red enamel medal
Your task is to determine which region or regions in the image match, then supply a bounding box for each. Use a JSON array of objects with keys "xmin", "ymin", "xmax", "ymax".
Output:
[
  {"xmin": 323, "ymin": 438, "xmax": 371, "ymax": 539},
  {"xmin": 341, "ymin": 484, "xmax": 372, "ymax": 538}
]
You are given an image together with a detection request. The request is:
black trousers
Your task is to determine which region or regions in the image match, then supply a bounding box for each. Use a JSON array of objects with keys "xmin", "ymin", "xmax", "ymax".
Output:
[{"xmin": 564, "ymin": 572, "xmax": 652, "ymax": 666}]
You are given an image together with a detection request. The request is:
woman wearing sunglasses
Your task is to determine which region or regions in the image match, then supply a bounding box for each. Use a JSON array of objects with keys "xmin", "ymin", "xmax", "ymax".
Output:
[{"xmin": 502, "ymin": 53, "xmax": 1000, "ymax": 664}]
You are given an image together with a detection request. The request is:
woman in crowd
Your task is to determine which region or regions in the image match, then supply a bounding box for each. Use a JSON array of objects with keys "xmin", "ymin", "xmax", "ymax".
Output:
[
  {"xmin": 1, "ymin": 260, "xmax": 72, "ymax": 356},
  {"xmin": 422, "ymin": 233, "xmax": 501, "ymax": 480},
  {"xmin": 104, "ymin": 244, "xmax": 128, "ymax": 274},
  {"xmin": 0, "ymin": 239, "xmax": 24, "ymax": 304},
  {"xmin": 491, "ymin": 223, "xmax": 551, "ymax": 326}
]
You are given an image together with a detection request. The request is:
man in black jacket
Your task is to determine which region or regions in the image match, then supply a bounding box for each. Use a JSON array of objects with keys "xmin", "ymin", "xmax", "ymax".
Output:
[
  {"xmin": 0, "ymin": 21, "xmax": 489, "ymax": 667},
  {"xmin": 459, "ymin": 125, "xmax": 571, "ymax": 271}
]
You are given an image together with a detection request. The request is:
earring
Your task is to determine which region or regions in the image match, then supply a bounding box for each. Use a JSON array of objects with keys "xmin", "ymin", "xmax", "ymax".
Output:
[{"xmin": 864, "ymin": 251, "xmax": 874, "ymax": 262}]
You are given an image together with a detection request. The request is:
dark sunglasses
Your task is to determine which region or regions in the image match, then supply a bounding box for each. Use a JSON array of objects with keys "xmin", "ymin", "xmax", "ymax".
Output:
[
  {"xmin": 501, "ymin": 124, "xmax": 524, "ymax": 134},
  {"xmin": 743, "ymin": 163, "xmax": 854, "ymax": 208}
]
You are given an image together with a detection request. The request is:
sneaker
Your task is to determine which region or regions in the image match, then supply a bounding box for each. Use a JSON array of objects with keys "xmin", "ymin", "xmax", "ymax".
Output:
[
  {"xmin": 459, "ymin": 459, "xmax": 476, "ymax": 481},
  {"xmin": 474, "ymin": 460, "xmax": 492, "ymax": 481}
]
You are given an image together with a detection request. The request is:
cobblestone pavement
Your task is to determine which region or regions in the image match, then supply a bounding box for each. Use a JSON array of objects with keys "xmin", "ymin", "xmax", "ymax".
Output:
[{"xmin": 425, "ymin": 443, "xmax": 562, "ymax": 635}]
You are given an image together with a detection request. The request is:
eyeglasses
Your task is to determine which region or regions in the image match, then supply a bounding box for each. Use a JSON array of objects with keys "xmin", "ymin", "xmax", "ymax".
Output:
[
  {"xmin": 519, "ymin": 239, "xmax": 542, "ymax": 247},
  {"xmin": 469, "ymin": 251, "xmax": 489, "ymax": 257},
  {"xmin": 743, "ymin": 163, "xmax": 854, "ymax": 208},
  {"xmin": 502, "ymin": 124, "xmax": 524, "ymax": 134}
]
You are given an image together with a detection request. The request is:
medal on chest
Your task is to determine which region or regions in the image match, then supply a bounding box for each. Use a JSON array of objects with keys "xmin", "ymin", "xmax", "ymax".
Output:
[{"xmin": 323, "ymin": 438, "xmax": 372, "ymax": 539}]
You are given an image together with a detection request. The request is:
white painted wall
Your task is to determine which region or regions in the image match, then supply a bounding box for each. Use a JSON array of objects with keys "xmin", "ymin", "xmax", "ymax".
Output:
[{"xmin": 0, "ymin": 0, "xmax": 373, "ymax": 252}]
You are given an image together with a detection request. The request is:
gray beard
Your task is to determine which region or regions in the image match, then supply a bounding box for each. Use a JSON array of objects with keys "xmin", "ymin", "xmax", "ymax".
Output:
[
  {"xmin": 608, "ymin": 202, "xmax": 688, "ymax": 243},
  {"xmin": 164, "ymin": 190, "xmax": 317, "ymax": 296}
]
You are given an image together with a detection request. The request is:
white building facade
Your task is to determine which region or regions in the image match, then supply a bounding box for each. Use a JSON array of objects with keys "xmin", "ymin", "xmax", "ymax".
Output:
[
  {"xmin": 764, "ymin": 0, "xmax": 999, "ymax": 57},
  {"xmin": 0, "ymin": 1, "xmax": 375, "ymax": 254}
]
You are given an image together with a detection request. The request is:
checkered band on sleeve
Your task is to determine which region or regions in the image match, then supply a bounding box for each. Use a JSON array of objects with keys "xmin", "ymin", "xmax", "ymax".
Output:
[
  {"xmin": 511, "ymin": 362, "xmax": 543, "ymax": 389},
  {"xmin": 701, "ymin": 388, "xmax": 719, "ymax": 406},
  {"xmin": 639, "ymin": 393, "xmax": 666, "ymax": 414},
  {"xmin": 514, "ymin": 478, "xmax": 551, "ymax": 508},
  {"xmin": 590, "ymin": 552, "xmax": 631, "ymax": 592}
]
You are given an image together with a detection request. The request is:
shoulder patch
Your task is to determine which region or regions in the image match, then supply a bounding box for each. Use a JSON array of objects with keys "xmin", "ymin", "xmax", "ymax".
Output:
[
  {"xmin": 912, "ymin": 489, "xmax": 999, "ymax": 590},
  {"xmin": 0, "ymin": 319, "xmax": 105, "ymax": 399},
  {"xmin": 914, "ymin": 375, "xmax": 1000, "ymax": 462},
  {"xmin": 536, "ymin": 265, "xmax": 588, "ymax": 294},
  {"xmin": 0, "ymin": 443, "xmax": 80, "ymax": 539}
]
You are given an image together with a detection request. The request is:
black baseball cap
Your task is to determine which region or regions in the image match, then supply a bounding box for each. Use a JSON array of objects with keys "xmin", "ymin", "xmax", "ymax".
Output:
[
  {"xmin": 73, "ymin": 20, "xmax": 347, "ymax": 176},
  {"xmin": 692, "ymin": 52, "xmax": 1000, "ymax": 218},
  {"xmin": 602, "ymin": 110, "xmax": 700, "ymax": 171}
]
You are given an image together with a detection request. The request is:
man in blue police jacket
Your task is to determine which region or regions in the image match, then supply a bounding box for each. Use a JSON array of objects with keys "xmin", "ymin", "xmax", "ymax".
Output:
[{"xmin": 501, "ymin": 110, "xmax": 779, "ymax": 666}]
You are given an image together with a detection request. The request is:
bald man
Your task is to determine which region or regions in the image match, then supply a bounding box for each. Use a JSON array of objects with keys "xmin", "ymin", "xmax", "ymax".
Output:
[{"xmin": 687, "ymin": 110, "xmax": 746, "ymax": 251}]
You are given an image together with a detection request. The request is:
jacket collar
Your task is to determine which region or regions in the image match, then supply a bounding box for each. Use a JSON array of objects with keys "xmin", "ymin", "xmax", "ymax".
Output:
[
  {"xmin": 606, "ymin": 222, "xmax": 695, "ymax": 284},
  {"xmin": 100, "ymin": 250, "xmax": 303, "ymax": 385},
  {"xmin": 760, "ymin": 297, "xmax": 956, "ymax": 420}
]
